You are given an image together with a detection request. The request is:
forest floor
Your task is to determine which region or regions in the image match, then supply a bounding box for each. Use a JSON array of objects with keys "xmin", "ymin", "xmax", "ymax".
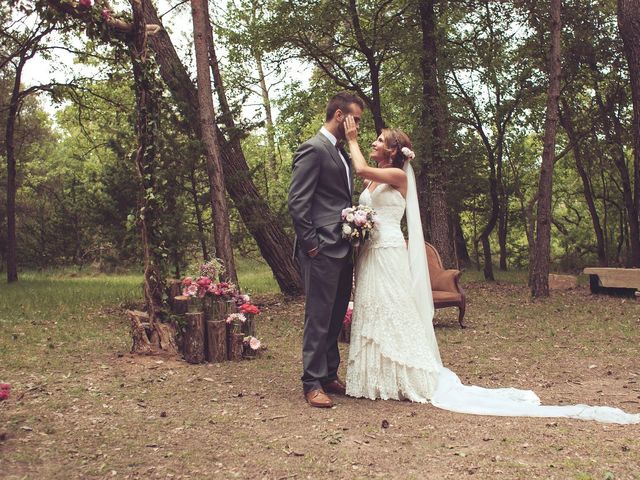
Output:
[{"xmin": 1, "ymin": 268, "xmax": 640, "ymax": 479}]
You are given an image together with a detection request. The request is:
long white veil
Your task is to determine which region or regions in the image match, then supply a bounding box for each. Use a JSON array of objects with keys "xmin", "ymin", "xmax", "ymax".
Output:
[{"xmin": 403, "ymin": 161, "xmax": 640, "ymax": 424}]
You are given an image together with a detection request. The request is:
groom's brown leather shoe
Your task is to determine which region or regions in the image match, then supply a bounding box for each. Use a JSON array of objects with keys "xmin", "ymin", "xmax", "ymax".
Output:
[
  {"xmin": 323, "ymin": 378, "xmax": 346, "ymax": 395},
  {"xmin": 305, "ymin": 389, "xmax": 333, "ymax": 408}
]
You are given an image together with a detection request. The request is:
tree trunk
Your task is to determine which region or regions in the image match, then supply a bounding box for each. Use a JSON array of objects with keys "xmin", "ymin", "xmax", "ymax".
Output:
[
  {"xmin": 140, "ymin": 0, "xmax": 302, "ymax": 294},
  {"xmin": 4, "ymin": 58, "xmax": 25, "ymax": 283},
  {"xmin": 188, "ymin": 165, "xmax": 209, "ymax": 260},
  {"xmin": 559, "ymin": 100, "xmax": 607, "ymax": 265},
  {"xmin": 191, "ymin": 0, "xmax": 237, "ymax": 284},
  {"xmin": 129, "ymin": 0, "xmax": 178, "ymax": 355},
  {"xmin": 593, "ymin": 87, "xmax": 640, "ymax": 267},
  {"xmin": 418, "ymin": 0, "xmax": 456, "ymax": 269},
  {"xmin": 453, "ymin": 211, "xmax": 470, "ymax": 268},
  {"xmin": 618, "ymin": 0, "xmax": 640, "ymax": 267},
  {"xmin": 497, "ymin": 146, "xmax": 508, "ymax": 271},
  {"xmin": 531, "ymin": 0, "xmax": 562, "ymax": 298}
]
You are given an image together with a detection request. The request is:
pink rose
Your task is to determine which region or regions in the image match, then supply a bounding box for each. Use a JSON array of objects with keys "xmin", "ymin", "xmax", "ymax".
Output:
[
  {"xmin": 101, "ymin": 8, "xmax": 111, "ymax": 20},
  {"xmin": 196, "ymin": 277, "xmax": 211, "ymax": 287},
  {"xmin": 353, "ymin": 211, "xmax": 368, "ymax": 227},
  {"xmin": 182, "ymin": 284, "xmax": 198, "ymax": 297},
  {"xmin": 78, "ymin": 0, "xmax": 92, "ymax": 7},
  {"xmin": 249, "ymin": 337, "xmax": 261, "ymax": 350},
  {"xmin": 341, "ymin": 207, "xmax": 353, "ymax": 219},
  {"xmin": 182, "ymin": 276, "xmax": 193, "ymax": 286}
]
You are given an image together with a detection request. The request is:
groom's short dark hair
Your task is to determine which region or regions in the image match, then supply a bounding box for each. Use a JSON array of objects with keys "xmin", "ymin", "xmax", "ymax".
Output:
[{"xmin": 326, "ymin": 92, "xmax": 365, "ymax": 121}]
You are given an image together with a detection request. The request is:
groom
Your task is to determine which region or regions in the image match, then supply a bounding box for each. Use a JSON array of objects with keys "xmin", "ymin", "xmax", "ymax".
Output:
[{"xmin": 288, "ymin": 92, "xmax": 364, "ymax": 408}]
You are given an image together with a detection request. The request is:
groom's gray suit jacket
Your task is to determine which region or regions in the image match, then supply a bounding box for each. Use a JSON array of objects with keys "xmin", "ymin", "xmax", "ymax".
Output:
[{"xmin": 288, "ymin": 132, "xmax": 352, "ymax": 259}]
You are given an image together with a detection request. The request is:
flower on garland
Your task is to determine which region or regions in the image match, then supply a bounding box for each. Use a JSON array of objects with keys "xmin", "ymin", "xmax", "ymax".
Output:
[
  {"xmin": 239, "ymin": 302, "xmax": 260, "ymax": 315},
  {"xmin": 78, "ymin": 0, "xmax": 93, "ymax": 7},
  {"xmin": 101, "ymin": 8, "xmax": 111, "ymax": 20}
]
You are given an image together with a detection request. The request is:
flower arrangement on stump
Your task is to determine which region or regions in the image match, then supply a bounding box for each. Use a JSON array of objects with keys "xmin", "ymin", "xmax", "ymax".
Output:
[{"xmin": 172, "ymin": 258, "xmax": 263, "ymax": 363}]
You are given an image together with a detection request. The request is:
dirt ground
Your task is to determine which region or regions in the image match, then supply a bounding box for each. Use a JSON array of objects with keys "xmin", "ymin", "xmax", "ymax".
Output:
[{"xmin": 2, "ymin": 280, "xmax": 640, "ymax": 479}]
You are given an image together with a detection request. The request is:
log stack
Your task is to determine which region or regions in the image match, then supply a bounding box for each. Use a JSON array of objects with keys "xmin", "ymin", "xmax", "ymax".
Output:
[{"xmin": 170, "ymin": 295, "xmax": 260, "ymax": 364}]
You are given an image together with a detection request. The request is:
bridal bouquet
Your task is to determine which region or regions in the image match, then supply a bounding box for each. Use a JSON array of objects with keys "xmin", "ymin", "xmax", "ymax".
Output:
[{"xmin": 341, "ymin": 205, "xmax": 376, "ymax": 246}]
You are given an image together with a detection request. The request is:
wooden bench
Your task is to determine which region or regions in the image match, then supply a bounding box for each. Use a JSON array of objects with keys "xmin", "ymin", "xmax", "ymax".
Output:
[
  {"xmin": 582, "ymin": 267, "xmax": 640, "ymax": 295},
  {"xmin": 426, "ymin": 242, "xmax": 466, "ymax": 328}
]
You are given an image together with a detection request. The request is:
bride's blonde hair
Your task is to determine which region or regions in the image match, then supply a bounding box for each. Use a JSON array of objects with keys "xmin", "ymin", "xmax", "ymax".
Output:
[{"xmin": 381, "ymin": 128, "xmax": 413, "ymax": 168}]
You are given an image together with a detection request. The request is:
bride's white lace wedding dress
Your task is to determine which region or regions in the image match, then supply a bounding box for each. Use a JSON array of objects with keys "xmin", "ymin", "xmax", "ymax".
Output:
[{"xmin": 345, "ymin": 165, "xmax": 640, "ymax": 425}]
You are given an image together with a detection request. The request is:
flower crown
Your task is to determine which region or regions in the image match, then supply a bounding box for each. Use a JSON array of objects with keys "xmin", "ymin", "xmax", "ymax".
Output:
[{"xmin": 401, "ymin": 146, "xmax": 416, "ymax": 160}]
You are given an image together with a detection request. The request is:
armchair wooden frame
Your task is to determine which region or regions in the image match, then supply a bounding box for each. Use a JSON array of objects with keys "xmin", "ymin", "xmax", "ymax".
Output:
[{"xmin": 425, "ymin": 242, "xmax": 466, "ymax": 328}]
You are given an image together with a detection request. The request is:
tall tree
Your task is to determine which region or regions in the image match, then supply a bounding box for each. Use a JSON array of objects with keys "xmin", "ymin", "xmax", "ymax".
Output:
[
  {"xmin": 417, "ymin": 0, "xmax": 456, "ymax": 269},
  {"xmin": 2, "ymin": 12, "xmax": 54, "ymax": 282},
  {"xmin": 616, "ymin": 0, "xmax": 640, "ymax": 266},
  {"xmin": 190, "ymin": 0, "xmax": 237, "ymax": 283},
  {"xmin": 531, "ymin": 0, "xmax": 562, "ymax": 297}
]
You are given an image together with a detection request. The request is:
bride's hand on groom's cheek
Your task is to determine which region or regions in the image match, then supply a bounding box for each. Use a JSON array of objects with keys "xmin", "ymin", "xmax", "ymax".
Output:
[{"xmin": 344, "ymin": 115, "xmax": 358, "ymax": 141}]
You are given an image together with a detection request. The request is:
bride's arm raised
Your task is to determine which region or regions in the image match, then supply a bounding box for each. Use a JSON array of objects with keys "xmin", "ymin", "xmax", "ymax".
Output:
[{"xmin": 344, "ymin": 115, "xmax": 407, "ymax": 190}]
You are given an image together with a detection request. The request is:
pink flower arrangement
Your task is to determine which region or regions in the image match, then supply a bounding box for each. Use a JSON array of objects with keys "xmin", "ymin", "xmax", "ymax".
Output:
[
  {"xmin": 234, "ymin": 293, "xmax": 251, "ymax": 306},
  {"xmin": 226, "ymin": 313, "xmax": 246, "ymax": 325},
  {"xmin": 239, "ymin": 303, "xmax": 260, "ymax": 315},
  {"xmin": 208, "ymin": 281, "xmax": 238, "ymax": 298},
  {"xmin": 0, "ymin": 383, "xmax": 10, "ymax": 401},
  {"xmin": 341, "ymin": 205, "xmax": 376, "ymax": 246},
  {"xmin": 243, "ymin": 336, "xmax": 261, "ymax": 350}
]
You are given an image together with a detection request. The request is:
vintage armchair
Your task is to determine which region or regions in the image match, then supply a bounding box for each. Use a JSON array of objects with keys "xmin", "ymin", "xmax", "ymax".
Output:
[{"xmin": 425, "ymin": 242, "xmax": 466, "ymax": 328}]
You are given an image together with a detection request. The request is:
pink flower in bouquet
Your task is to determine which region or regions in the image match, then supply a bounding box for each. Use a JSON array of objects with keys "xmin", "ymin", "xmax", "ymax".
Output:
[
  {"xmin": 182, "ymin": 276, "xmax": 193, "ymax": 286},
  {"xmin": 78, "ymin": 0, "xmax": 92, "ymax": 7},
  {"xmin": 183, "ymin": 284, "xmax": 198, "ymax": 297},
  {"xmin": 249, "ymin": 337, "xmax": 261, "ymax": 350},
  {"xmin": 341, "ymin": 207, "xmax": 354, "ymax": 219},
  {"xmin": 0, "ymin": 383, "xmax": 10, "ymax": 401},
  {"xmin": 196, "ymin": 276, "xmax": 212, "ymax": 287},
  {"xmin": 353, "ymin": 210, "xmax": 368, "ymax": 227},
  {"xmin": 239, "ymin": 303, "xmax": 260, "ymax": 315},
  {"xmin": 101, "ymin": 8, "xmax": 111, "ymax": 20}
]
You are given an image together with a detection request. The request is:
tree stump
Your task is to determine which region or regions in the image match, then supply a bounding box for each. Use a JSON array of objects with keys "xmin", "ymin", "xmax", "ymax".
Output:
[
  {"xmin": 206, "ymin": 319, "xmax": 227, "ymax": 363},
  {"xmin": 183, "ymin": 312, "xmax": 206, "ymax": 364},
  {"xmin": 229, "ymin": 332, "xmax": 244, "ymax": 361},
  {"xmin": 166, "ymin": 279, "xmax": 182, "ymax": 307},
  {"xmin": 172, "ymin": 295, "xmax": 190, "ymax": 315},
  {"xmin": 204, "ymin": 297, "xmax": 235, "ymax": 321}
]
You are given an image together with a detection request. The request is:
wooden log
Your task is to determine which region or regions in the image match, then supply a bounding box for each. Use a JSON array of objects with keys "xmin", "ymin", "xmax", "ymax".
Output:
[
  {"xmin": 172, "ymin": 295, "xmax": 190, "ymax": 315},
  {"xmin": 206, "ymin": 319, "xmax": 227, "ymax": 363},
  {"xmin": 166, "ymin": 279, "xmax": 182, "ymax": 307},
  {"xmin": 183, "ymin": 312, "xmax": 206, "ymax": 364},
  {"xmin": 204, "ymin": 298, "xmax": 236, "ymax": 322},
  {"xmin": 229, "ymin": 332, "xmax": 244, "ymax": 361}
]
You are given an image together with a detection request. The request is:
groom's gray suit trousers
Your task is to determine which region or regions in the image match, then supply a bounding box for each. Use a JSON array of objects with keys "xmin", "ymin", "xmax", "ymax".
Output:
[{"xmin": 298, "ymin": 250, "xmax": 353, "ymax": 394}]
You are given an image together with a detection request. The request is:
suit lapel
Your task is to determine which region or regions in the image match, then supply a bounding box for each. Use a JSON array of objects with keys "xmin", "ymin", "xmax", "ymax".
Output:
[{"xmin": 317, "ymin": 133, "xmax": 351, "ymax": 194}]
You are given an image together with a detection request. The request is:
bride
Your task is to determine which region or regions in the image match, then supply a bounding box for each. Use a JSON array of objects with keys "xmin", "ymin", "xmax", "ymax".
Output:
[{"xmin": 342, "ymin": 115, "xmax": 639, "ymax": 424}]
